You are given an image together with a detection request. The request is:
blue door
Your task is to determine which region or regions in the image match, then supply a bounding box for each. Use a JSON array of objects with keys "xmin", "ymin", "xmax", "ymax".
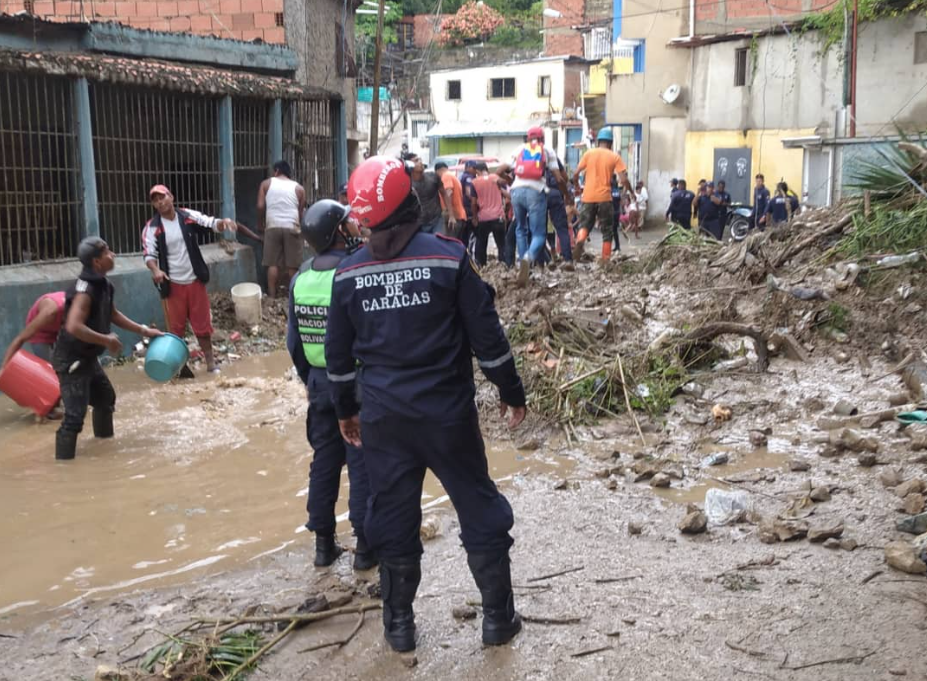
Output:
[{"xmin": 565, "ymin": 128, "xmax": 583, "ymax": 174}]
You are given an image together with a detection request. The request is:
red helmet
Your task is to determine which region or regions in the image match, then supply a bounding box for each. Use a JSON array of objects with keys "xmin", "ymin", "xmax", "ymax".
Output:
[
  {"xmin": 348, "ymin": 156, "xmax": 412, "ymax": 230},
  {"xmin": 527, "ymin": 126, "xmax": 545, "ymax": 142}
]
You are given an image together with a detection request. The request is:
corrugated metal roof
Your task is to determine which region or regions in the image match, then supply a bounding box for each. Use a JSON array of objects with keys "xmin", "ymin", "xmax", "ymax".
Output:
[
  {"xmin": 0, "ymin": 48, "xmax": 337, "ymax": 100},
  {"xmin": 426, "ymin": 119, "xmax": 537, "ymax": 138}
]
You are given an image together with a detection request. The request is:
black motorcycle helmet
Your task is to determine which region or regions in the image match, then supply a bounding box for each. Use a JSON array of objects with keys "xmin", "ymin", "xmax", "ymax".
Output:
[{"xmin": 301, "ymin": 199, "xmax": 352, "ymax": 253}]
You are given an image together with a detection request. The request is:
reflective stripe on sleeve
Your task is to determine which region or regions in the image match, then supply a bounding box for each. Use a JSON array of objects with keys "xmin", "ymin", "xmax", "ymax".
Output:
[
  {"xmin": 327, "ymin": 371, "xmax": 356, "ymax": 382},
  {"xmin": 477, "ymin": 351, "xmax": 512, "ymax": 369}
]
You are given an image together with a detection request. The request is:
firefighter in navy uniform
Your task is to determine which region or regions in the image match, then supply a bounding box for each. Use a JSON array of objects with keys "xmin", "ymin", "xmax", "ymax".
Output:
[
  {"xmin": 325, "ymin": 156, "xmax": 528, "ymax": 653},
  {"xmin": 53, "ymin": 237, "xmax": 163, "ymax": 460},
  {"xmin": 286, "ymin": 200, "xmax": 375, "ymax": 571}
]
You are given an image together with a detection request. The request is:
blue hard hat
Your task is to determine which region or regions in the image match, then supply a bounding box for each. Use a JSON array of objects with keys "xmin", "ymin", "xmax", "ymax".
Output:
[{"xmin": 596, "ymin": 127, "xmax": 614, "ymax": 142}]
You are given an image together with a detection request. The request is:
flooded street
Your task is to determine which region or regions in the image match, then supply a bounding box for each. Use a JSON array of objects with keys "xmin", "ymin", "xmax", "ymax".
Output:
[{"xmin": 0, "ymin": 352, "xmax": 566, "ymax": 624}]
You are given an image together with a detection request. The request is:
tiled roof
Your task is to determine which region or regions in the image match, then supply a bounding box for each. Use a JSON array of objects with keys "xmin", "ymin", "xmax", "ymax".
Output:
[{"xmin": 0, "ymin": 48, "xmax": 337, "ymax": 100}]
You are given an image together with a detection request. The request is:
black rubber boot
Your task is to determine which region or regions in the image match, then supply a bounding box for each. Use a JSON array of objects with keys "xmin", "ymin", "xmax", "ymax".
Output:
[
  {"xmin": 92, "ymin": 409, "xmax": 114, "ymax": 438},
  {"xmin": 353, "ymin": 533, "xmax": 377, "ymax": 571},
  {"xmin": 314, "ymin": 534, "xmax": 344, "ymax": 567},
  {"xmin": 467, "ymin": 551, "xmax": 522, "ymax": 646},
  {"xmin": 380, "ymin": 557, "xmax": 420, "ymax": 652},
  {"xmin": 55, "ymin": 430, "xmax": 78, "ymax": 461}
]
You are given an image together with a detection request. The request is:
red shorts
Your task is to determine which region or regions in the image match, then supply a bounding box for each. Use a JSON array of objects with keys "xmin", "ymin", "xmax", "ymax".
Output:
[{"xmin": 166, "ymin": 281, "xmax": 213, "ymax": 337}]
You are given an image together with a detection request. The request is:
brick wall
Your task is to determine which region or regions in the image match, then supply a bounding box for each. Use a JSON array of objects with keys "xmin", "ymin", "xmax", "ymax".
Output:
[
  {"xmin": 412, "ymin": 13, "xmax": 448, "ymax": 48},
  {"xmin": 543, "ymin": 0, "xmax": 585, "ymax": 56},
  {"xmin": 695, "ymin": 0, "xmax": 821, "ymax": 32},
  {"xmin": 4, "ymin": 0, "xmax": 287, "ymax": 42}
]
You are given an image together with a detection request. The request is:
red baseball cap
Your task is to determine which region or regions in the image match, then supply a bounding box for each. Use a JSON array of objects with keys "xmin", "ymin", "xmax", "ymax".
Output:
[{"xmin": 149, "ymin": 184, "xmax": 172, "ymax": 198}]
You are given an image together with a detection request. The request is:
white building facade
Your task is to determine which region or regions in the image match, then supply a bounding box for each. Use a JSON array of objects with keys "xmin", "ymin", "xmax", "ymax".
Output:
[{"xmin": 427, "ymin": 56, "xmax": 592, "ymax": 171}]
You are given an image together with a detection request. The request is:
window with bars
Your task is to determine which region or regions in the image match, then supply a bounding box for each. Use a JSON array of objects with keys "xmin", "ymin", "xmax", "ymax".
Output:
[
  {"xmin": 283, "ymin": 98, "xmax": 337, "ymax": 204},
  {"xmin": 233, "ymin": 99, "xmax": 270, "ymax": 171},
  {"xmin": 734, "ymin": 47, "xmax": 749, "ymax": 86},
  {"xmin": 90, "ymin": 84, "xmax": 222, "ymax": 255},
  {"xmin": 583, "ymin": 27, "xmax": 611, "ymax": 60},
  {"xmin": 397, "ymin": 22, "xmax": 414, "ymax": 50},
  {"xmin": 447, "ymin": 80, "xmax": 461, "ymax": 101},
  {"xmin": 0, "ymin": 72, "xmax": 80, "ymax": 266},
  {"xmin": 488, "ymin": 77, "xmax": 515, "ymax": 99}
]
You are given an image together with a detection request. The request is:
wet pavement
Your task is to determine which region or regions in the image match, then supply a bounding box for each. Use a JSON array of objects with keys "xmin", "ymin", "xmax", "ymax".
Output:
[{"xmin": 0, "ymin": 352, "xmax": 568, "ymax": 623}]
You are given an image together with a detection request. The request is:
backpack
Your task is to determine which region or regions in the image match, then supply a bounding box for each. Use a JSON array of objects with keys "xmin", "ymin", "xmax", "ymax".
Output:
[{"xmin": 514, "ymin": 142, "xmax": 546, "ymax": 181}]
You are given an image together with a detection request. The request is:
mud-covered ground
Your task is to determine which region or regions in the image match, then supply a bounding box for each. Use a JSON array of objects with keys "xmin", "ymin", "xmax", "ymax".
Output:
[{"xmin": 2, "ymin": 225, "xmax": 927, "ymax": 681}]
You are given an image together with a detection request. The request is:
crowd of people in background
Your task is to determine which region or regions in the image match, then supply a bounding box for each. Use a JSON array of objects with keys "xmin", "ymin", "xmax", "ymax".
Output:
[{"xmin": 665, "ymin": 172, "xmax": 800, "ymax": 239}]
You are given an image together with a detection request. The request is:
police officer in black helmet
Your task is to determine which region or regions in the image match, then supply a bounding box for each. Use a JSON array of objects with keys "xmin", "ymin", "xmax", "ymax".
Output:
[
  {"xmin": 53, "ymin": 237, "xmax": 163, "ymax": 460},
  {"xmin": 286, "ymin": 200, "xmax": 374, "ymax": 571}
]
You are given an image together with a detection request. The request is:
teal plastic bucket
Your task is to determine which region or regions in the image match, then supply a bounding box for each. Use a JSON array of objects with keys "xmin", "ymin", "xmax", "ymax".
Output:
[{"xmin": 144, "ymin": 333, "xmax": 190, "ymax": 382}]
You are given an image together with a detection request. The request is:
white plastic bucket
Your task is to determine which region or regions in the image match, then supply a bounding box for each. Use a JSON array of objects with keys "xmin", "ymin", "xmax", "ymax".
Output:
[{"xmin": 230, "ymin": 282, "xmax": 262, "ymax": 325}]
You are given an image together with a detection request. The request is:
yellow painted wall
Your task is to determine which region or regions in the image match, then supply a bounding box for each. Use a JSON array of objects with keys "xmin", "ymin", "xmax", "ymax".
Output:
[
  {"xmin": 684, "ymin": 129, "xmax": 813, "ymax": 188},
  {"xmin": 586, "ymin": 57, "xmax": 634, "ymax": 96}
]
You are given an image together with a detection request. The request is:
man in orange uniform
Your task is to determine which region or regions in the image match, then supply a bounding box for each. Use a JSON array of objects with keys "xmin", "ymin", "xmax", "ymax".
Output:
[
  {"xmin": 435, "ymin": 162, "xmax": 467, "ymax": 241},
  {"xmin": 571, "ymin": 128, "xmax": 627, "ymax": 261}
]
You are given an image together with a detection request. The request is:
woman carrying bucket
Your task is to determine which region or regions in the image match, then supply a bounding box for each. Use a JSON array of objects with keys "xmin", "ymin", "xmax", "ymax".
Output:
[{"xmin": 53, "ymin": 237, "xmax": 163, "ymax": 461}]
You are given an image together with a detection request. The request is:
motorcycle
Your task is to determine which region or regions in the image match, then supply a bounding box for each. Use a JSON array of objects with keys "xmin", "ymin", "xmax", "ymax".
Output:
[{"xmin": 724, "ymin": 203, "xmax": 754, "ymax": 241}]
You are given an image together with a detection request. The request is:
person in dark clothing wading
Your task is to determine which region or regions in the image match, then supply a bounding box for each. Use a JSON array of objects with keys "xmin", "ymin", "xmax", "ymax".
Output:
[
  {"xmin": 53, "ymin": 237, "xmax": 163, "ymax": 460},
  {"xmin": 286, "ymin": 200, "xmax": 375, "ymax": 571},
  {"xmin": 325, "ymin": 156, "xmax": 528, "ymax": 653}
]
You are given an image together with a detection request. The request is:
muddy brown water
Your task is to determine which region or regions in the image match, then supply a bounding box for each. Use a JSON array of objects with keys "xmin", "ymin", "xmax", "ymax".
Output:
[{"xmin": 0, "ymin": 352, "xmax": 568, "ymax": 624}]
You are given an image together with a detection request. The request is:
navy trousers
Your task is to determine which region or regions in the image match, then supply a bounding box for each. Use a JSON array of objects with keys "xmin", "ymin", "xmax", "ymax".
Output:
[
  {"xmin": 360, "ymin": 408, "xmax": 514, "ymax": 559},
  {"xmin": 546, "ymin": 189, "xmax": 573, "ymax": 262},
  {"xmin": 57, "ymin": 358, "xmax": 115, "ymax": 435},
  {"xmin": 305, "ymin": 367, "xmax": 369, "ymax": 536}
]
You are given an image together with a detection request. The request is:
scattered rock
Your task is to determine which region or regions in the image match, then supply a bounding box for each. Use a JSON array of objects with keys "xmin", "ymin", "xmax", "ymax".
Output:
[
  {"xmin": 835, "ymin": 351, "xmax": 850, "ymax": 363},
  {"xmin": 819, "ymin": 444, "xmax": 842, "ymax": 458},
  {"xmin": 711, "ymin": 404, "xmax": 733, "ymax": 422},
  {"xmin": 888, "ymin": 669, "xmax": 908, "ymax": 677},
  {"xmin": 678, "ymin": 510, "xmax": 708, "ymax": 534},
  {"xmin": 452, "ymin": 605, "xmax": 477, "ymax": 620},
  {"xmin": 857, "ymin": 453, "xmax": 878, "ymax": 467},
  {"xmin": 905, "ymin": 424, "xmax": 927, "ymax": 451},
  {"xmin": 759, "ymin": 519, "xmax": 809, "ymax": 543},
  {"xmin": 897, "ymin": 512, "xmax": 927, "ymax": 535},
  {"xmin": 808, "ymin": 521, "xmax": 844, "ymax": 543},
  {"xmin": 516, "ymin": 439, "xmax": 541, "ymax": 451},
  {"xmin": 833, "ymin": 399, "xmax": 858, "ymax": 416},
  {"xmin": 880, "ymin": 469, "xmax": 904, "ymax": 488},
  {"xmin": 553, "ymin": 479, "xmax": 568, "ymax": 490},
  {"xmin": 94, "ymin": 666, "xmax": 132, "ymax": 681},
  {"xmin": 595, "ymin": 468, "xmax": 611, "ymax": 478},
  {"xmin": 823, "ymin": 537, "xmax": 841, "ymax": 549},
  {"xmin": 884, "ymin": 540, "xmax": 927, "ymax": 574},
  {"xmin": 888, "ymin": 392, "xmax": 910, "ymax": 407},
  {"xmin": 632, "ymin": 462, "xmax": 658, "ymax": 482},
  {"xmin": 789, "ymin": 459, "xmax": 812, "ymax": 472},
  {"xmin": 903, "ymin": 493, "xmax": 926, "ymax": 515},
  {"xmin": 628, "ymin": 521, "xmax": 644, "ymax": 536},
  {"xmin": 607, "ymin": 478, "xmax": 619, "ymax": 490},
  {"xmin": 769, "ymin": 332, "xmax": 810, "ymax": 362},
  {"xmin": 803, "ymin": 397, "xmax": 826, "ymax": 413},
  {"xmin": 896, "ymin": 479, "xmax": 926, "ymax": 499},
  {"xmin": 650, "ymin": 473, "xmax": 671, "ymax": 488},
  {"xmin": 840, "ymin": 538, "xmax": 858, "ymax": 551},
  {"xmin": 810, "ymin": 486, "xmax": 832, "ymax": 502},
  {"xmin": 401, "ymin": 652, "xmax": 418, "ymax": 668},
  {"xmin": 748, "ymin": 430, "xmax": 769, "ymax": 448},
  {"xmin": 913, "ymin": 532, "xmax": 927, "ymax": 562},
  {"xmin": 622, "ymin": 617, "xmax": 637, "ymax": 625},
  {"xmin": 829, "ymin": 428, "xmax": 879, "ymax": 453},
  {"xmin": 701, "ymin": 452, "xmax": 729, "ymax": 467},
  {"xmin": 420, "ymin": 515, "xmax": 442, "ymax": 541},
  {"xmin": 663, "ymin": 465, "xmax": 684, "ymax": 480},
  {"xmin": 859, "ymin": 415, "xmax": 883, "ymax": 429}
]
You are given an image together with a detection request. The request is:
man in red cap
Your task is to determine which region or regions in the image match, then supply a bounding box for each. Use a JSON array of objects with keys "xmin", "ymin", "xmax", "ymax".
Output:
[
  {"xmin": 326, "ymin": 156, "xmax": 527, "ymax": 653},
  {"xmin": 142, "ymin": 185, "xmax": 235, "ymax": 373}
]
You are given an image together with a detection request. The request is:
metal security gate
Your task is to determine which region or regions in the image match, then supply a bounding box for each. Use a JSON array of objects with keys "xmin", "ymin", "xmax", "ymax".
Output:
[
  {"xmin": 712, "ymin": 147, "xmax": 752, "ymax": 205},
  {"xmin": 0, "ymin": 72, "xmax": 81, "ymax": 266},
  {"xmin": 233, "ymin": 99, "xmax": 270, "ymax": 229},
  {"xmin": 90, "ymin": 84, "xmax": 223, "ymax": 254},
  {"xmin": 283, "ymin": 99, "xmax": 337, "ymax": 204}
]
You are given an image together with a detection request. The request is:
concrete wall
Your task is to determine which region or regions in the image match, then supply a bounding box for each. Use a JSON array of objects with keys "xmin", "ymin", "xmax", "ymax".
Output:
[
  {"xmin": 5, "ymin": 0, "xmax": 286, "ymax": 42},
  {"xmin": 430, "ymin": 60, "xmax": 569, "ymax": 124},
  {"xmin": 0, "ymin": 244, "xmax": 257, "ymax": 363},
  {"xmin": 687, "ymin": 33, "xmax": 842, "ymax": 135},
  {"xmin": 684, "ymin": 128, "xmax": 811, "ymax": 193},
  {"xmin": 604, "ymin": 0, "xmax": 689, "ymax": 219},
  {"xmin": 543, "ymin": 0, "xmax": 585, "ymax": 57},
  {"xmin": 482, "ymin": 135, "xmax": 525, "ymax": 161},
  {"xmin": 285, "ymin": 0, "xmax": 356, "ymax": 130},
  {"xmin": 646, "ymin": 117, "xmax": 686, "ymax": 219},
  {"xmin": 854, "ymin": 15, "xmax": 927, "ymax": 135}
]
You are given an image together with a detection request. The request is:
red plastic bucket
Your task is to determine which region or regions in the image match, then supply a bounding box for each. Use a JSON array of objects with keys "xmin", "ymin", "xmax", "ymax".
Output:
[{"xmin": 0, "ymin": 350, "xmax": 60, "ymax": 417}]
